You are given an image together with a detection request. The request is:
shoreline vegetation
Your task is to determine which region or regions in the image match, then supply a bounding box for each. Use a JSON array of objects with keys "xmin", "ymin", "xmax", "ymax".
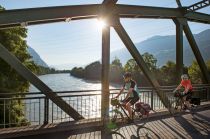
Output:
[
  {"xmin": 70, "ymin": 54, "xmax": 210, "ymax": 86},
  {"xmin": 36, "ymin": 66, "xmax": 70, "ymax": 75}
]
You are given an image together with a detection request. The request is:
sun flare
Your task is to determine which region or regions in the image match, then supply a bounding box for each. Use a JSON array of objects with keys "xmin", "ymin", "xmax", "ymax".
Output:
[{"xmin": 97, "ymin": 19, "xmax": 107, "ymax": 29}]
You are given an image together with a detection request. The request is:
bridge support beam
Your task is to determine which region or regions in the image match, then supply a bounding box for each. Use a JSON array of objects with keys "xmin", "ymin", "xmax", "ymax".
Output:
[
  {"xmin": 182, "ymin": 20, "xmax": 210, "ymax": 83},
  {"xmin": 173, "ymin": 18, "xmax": 184, "ymax": 83},
  {"xmin": 101, "ymin": 22, "xmax": 111, "ymax": 139},
  {"xmin": 0, "ymin": 43, "xmax": 84, "ymax": 120},
  {"xmin": 113, "ymin": 20, "xmax": 173, "ymax": 113}
]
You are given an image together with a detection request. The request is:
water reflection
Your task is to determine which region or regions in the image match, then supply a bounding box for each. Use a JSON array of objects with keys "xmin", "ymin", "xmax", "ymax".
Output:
[{"xmin": 29, "ymin": 73, "xmax": 121, "ymax": 92}]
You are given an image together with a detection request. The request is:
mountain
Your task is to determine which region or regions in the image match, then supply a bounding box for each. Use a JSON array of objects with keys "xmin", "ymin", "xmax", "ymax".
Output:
[
  {"xmin": 111, "ymin": 29, "xmax": 210, "ymax": 67},
  {"xmin": 27, "ymin": 47, "xmax": 48, "ymax": 67}
]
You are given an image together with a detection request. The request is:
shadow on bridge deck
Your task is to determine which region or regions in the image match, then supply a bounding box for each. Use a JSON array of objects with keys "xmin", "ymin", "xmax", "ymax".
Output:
[{"xmin": 1, "ymin": 103, "xmax": 210, "ymax": 139}]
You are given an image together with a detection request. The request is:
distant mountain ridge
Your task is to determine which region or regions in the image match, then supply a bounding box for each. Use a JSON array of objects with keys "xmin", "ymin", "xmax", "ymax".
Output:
[
  {"xmin": 27, "ymin": 47, "xmax": 48, "ymax": 67},
  {"xmin": 111, "ymin": 29, "xmax": 210, "ymax": 67}
]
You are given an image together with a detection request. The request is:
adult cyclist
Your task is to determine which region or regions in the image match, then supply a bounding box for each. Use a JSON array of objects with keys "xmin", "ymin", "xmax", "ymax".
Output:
[
  {"xmin": 114, "ymin": 72, "xmax": 140, "ymax": 118},
  {"xmin": 173, "ymin": 74, "xmax": 193, "ymax": 112}
]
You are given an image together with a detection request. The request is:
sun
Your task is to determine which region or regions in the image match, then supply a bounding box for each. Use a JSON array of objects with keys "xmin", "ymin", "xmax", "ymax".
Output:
[{"xmin": 96, "ymin": 19, "xmax": 107, "ymax": 29}]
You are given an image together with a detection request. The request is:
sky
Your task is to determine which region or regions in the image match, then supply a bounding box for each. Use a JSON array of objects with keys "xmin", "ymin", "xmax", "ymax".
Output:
[{"xmin": 0, "ymin": 0, "xmax": 210, "ymax": 69}]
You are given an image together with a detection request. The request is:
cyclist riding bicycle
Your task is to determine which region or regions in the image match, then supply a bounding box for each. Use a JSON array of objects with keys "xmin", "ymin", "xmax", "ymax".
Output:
[
  {"xmin": 114, "ymin": 72, "xmax": 140, "ymax": 118},
  {"xmin": 173, "ymin": 74, "xmax": 193, "ymax": 112}
]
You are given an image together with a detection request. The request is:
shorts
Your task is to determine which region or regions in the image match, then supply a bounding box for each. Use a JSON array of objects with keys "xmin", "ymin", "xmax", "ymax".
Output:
[
  {"xmin": 123, "ymin": 97, "xmax": 139, "ymax": 105},
  {"xmin": 183, "ymin": 91, "xmax": 192, "ymax": 101}
]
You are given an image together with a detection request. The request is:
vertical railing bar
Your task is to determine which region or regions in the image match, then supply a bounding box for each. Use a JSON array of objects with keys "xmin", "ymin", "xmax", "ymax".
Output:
[
  {"xmin": 207, "ymin": 87, "xmax": 210, "ymax": 101},
  {"xmin": 52, "ymin": 102, "xmax": 53, "ymax": 123},
  {"xmin": 29, "ymin": 99, "xmax": 31, "ymax": 123},
  {"xmin": 44, "ymin": 98, "xmax": 49, "ymax": 124},
  {"xmin": 4, "ymin": 100, "xmax": 6, "ymax": 128},
  {"xmin": 85, "ymin": 99, "xmax": 86, "ymax": 118},
  {"xmin": 159, "ymin": 94, "xmax": 161, "ymax": 109},
  {"xmin": 24, "ymin": 100, "xmax": 27, "ymax": 125},
  {"xmin": 96, "ymin": 95, "xmax": 98, "ymax": 118},
  {"xmin": 92, "ymin": 96, "xmax": 94, "ymax": 118},
  {"xmin": 34, "ymin": 102, "xmax": 35, "ymax": 123},
  {"xmin": 69, "ymin": 98, "xmax": 71, "ymax": 122},
  {"xmin": 88, "ymin": 96, "xmax": 90, "ymax": 119},
  {"xmin": 77, "ymin": 97, "xmax": 79, "ymax": 115},
  {"xmin": 151, "ymin": 90, "xmax": 154, "ymax": 110},
  {"xmin": 81, "ymin": 96, "xmax": 83, "ymax": 116},
  {"xmin": 61, "ymin": 106, "xmax": 63, "ymax": 122},
  {"xmin": 56, "ymin": 103, "xmax": 58, "ymax": 122},
  {"xmin": 9, "ymin": 100, "xmax": 11, "ymax": 127},
  {"xmin": 39, "ymin": 99, "xmax": 41, "ymax": 125}
]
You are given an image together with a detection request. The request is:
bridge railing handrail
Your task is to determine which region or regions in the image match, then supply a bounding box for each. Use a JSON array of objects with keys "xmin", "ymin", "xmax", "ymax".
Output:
[
  {"xmin": 0, "ymin": 84, "xmax": 209, "ymax": 127},
  {"xmin": 0, "ymin": 84, "xmax": 209, "ymax": 97}
]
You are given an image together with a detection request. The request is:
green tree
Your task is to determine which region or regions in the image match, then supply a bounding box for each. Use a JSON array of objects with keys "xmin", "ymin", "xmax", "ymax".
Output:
[
  {"xmin": 70, "ymin": 67, "xmax": 85, "ymax": 78},
  {"xmin": 188, "ymin": 60, "xmax": 210, "ymax": 84},
  {"xmin": 124, "ymin": 53, "xmax": 157, "ymax": 86},
  {"xmin": 142, "ymin": 52, "xmax": 157, "ymax": 71},
  {"xmin": 0, "ymin": 6, "xmax": 38, "ymax": 127},
  {"xmin": 84, "ymin": 61, "xmax": 101, "ymax": 80},
  {"xmin": 110, "ymin": 57, "xmax": 123, "ymax": 83},
  {"xmin": 124, "ymin": 52, "xmax": 157, "ymax": 73},
  {"xmin": 158, "ymin": 61, "xmax": 177, "ymax": 85},
  {"xmin": 111, "ymin": 57, "xmax": 122, "ymax": 68},
  {"xmin": 124, "ymin": 59, "xmax": 140, "ymax": 73}
]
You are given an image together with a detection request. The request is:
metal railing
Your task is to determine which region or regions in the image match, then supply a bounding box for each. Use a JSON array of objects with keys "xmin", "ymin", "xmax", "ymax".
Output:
[{"xmin": 0, "ymin": 85, "xmax": 210, "ymax": 128}]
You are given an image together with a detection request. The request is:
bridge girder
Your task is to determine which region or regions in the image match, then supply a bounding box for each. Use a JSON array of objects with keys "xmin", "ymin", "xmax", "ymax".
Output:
[
  {"xmin": 0, "ymin": 4, "xmax": 210, "ymax": 29},
  {"xmin": 187, "ymin": 0, "xmax": 210, "ymax": 12}
]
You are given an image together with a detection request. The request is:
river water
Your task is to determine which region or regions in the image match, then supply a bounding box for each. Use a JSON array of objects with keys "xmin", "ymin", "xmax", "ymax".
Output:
[
  {"xmin": 29, "ymin": 73, "xmax": 121, "ymax": 92},
  {"xmin": 27, "ymin": 73, "xmax": 122, "ymax": 124}
]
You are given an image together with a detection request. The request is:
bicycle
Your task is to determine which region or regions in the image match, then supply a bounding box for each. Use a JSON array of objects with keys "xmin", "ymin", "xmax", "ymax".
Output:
[
  {"xmin": 173, "ymin": 90, "xmax": 185, "ymax": 111},
  {"xmin": 173, "ymin": 90, "xmax": 199, "ymax": 113},
  {"xmin": 108, "ymin": 98, "xmax": 160, "ymax": 138}
]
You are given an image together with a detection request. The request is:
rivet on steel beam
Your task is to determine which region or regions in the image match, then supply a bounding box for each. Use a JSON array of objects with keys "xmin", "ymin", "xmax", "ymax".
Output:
[
  {"xmin": 20, "ymin": 22, "xmax": 28, "ymax": 27},
  {"xmin": 65, "ymin": 17, "xmax": 72, "ymax": 22}
]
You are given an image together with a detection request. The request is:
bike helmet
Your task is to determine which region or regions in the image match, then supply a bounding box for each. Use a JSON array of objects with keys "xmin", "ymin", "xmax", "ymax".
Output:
[
  {"xmin": 123, "ymin": 72, "xmax": 132, "ymax": 79},
  {"xmin": 181, "ymin": 74, "xmax": 189, "ymax": 80}
]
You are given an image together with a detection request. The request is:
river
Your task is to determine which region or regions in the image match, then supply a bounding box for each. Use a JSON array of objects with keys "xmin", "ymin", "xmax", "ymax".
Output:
[
  {"xmin": 27, "ymin": 73, "xmax": 122, "ymax": 124},
  {"xmin": 29, "ymin": 73, "xmax": 121, "ymax": 92}
]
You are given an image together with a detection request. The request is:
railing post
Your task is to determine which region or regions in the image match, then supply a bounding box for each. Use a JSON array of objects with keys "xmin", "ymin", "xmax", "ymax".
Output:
[
  {"xmin": 44, "ymin": 98, "xmax": 49, "ymax": 124},
  {"xmin": 4, "ymin": 100, "xmax": 6, "ymax": 128},
  {"xmin": 151, "ymin": 90, "xmax": 154, "ymax": 110},
  {"xmin": 207, "ymin": 87, "xmax": 210, "ymax": 101}
]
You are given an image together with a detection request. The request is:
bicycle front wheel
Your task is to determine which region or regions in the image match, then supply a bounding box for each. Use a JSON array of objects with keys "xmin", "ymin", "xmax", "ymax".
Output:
[
  {"xmin": 109, "ymin": 109, "xmax": 124, "ymax": 131},
  {"xmin": 137, "ymin": 125, "xmax": 160, "ymax": 139}
]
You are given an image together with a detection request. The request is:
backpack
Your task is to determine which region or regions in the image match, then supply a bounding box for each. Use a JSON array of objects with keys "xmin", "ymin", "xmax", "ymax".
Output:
[{"xmin": 135, "ymin": 102, "xmax": 151, "ymax": 116}]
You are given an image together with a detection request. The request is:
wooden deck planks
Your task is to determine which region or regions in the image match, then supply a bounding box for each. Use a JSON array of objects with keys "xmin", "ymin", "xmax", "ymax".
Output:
[{"xmin": 1, "ymin": 106, "xmax": 210, "ymax": 139}]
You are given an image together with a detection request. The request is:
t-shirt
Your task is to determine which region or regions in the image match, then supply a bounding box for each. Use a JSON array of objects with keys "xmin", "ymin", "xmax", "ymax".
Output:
[
  {"xmin": 123, "ymin": 80, "xmax": 140, "ymax": 97},
  {"xmin": 180, "ymin": 80, "xmax": 193, "ymax": 92}
]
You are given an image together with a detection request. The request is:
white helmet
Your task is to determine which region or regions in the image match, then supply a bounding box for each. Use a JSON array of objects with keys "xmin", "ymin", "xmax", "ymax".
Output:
[{"xmin": 181, "ymin": 74, "xmax": 189, "ymax": 80}]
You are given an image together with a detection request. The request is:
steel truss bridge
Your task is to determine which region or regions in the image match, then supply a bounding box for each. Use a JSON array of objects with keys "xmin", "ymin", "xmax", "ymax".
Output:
[{"xmin": 0, "ymin": 0, "xmax": 210, "ymax": 138}]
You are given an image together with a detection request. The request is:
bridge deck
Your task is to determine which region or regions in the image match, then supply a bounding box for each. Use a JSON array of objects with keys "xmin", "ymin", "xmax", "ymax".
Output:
[{"xmin": 0, "ymin": 103, "xmax": 210, "ymax": 139}]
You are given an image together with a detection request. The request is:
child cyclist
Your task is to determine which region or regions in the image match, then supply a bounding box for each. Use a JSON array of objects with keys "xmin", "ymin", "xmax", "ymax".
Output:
[
  {"xmin": 173, "ymin": 74, "xmax": 193, "ymax": 112},
  {"xmin": 114, "ymin": 72, "xmax": 140, "ymax": 119}
]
